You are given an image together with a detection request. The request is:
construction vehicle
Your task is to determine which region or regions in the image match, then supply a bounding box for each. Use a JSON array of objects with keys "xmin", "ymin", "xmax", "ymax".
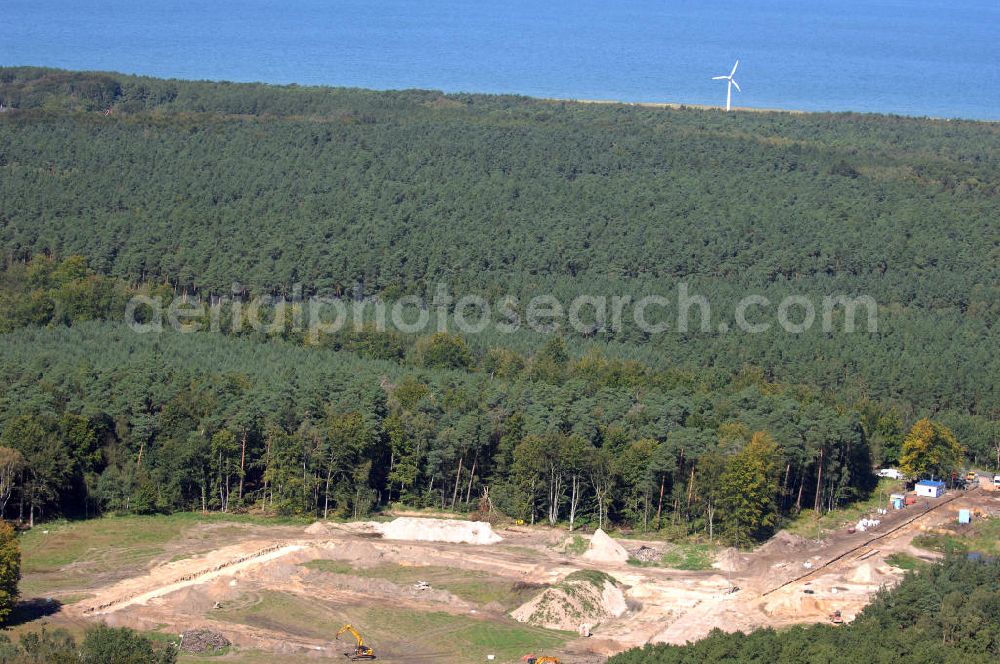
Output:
[
  {"xmin": 828, "ymin": 610, "xmax": 844, "ymax": 625},
  {"xmin": 522, "ymin": 656, "xmax": 560, "ymax": 664},
  {"xmin": 335, "ymin": 625, "xmax": 376, "ymax": 660}
]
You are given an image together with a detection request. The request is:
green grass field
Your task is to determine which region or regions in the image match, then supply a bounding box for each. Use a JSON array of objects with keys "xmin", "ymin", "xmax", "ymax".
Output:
[
  {"xmin": 303, "ymin": 560, "xmax": 541, "ymax": 610},
  {"xmin": 212, "ymin": 590, "xmax": 569, "ymax": 663},
  {"xmin": 18, "ymin": 512, "xmax": 305, "ymax": 598}
]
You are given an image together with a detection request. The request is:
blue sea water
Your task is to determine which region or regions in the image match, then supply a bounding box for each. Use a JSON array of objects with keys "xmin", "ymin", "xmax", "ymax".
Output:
[{"xmin": 1, "ymin": 0, "xmax": 997, "ymax": 120}]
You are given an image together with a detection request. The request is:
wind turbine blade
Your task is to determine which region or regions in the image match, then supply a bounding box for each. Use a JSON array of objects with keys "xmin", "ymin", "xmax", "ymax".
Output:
[
  {"xmin": 712, "ymin": 75, "xmax": 728, "ymax": 80},
  {"xmin": 731, "ymin": 80, "xmax": 741, "ymax": 92},
  {"xmin": 730, "ymin": 60, "xmax": 740, "ymax": 76}
]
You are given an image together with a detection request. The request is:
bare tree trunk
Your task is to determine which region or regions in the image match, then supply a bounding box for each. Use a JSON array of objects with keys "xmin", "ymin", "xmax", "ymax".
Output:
[
  {"xmin": 238, "ymin": 431, "xmax": 247, "ymax": 500},
  {"xmin": 324, "ymin": 468, "xmax": 332, "ymax": 519},
  {"xmin": 465, "ymin": 456, "xmax": 477, "ymax": 504},
  {"xmin": 451, "ymin": 456, "xmax": 463, "ymax": 509},
  {"xmin": 655, "ymin": 476, "xmax": 665, "ymax": 528},
  {"xmin": 388, "ymin": 452, "xmax": 395, "ymax": 502},
  {"xmin": 813, "ymin": 448, "xmax": 824, "ymax": 513},
  {"xmin": 782, "ymin": 462, "xmax": 791, "ymax": 509},
  {"xmin": 530, "ymin": 479, "xmax": 536, "ymax": 525},
  {"xmin": 568, "ymin": 475, "xmax": 579, "ymax": 531},
  {"xmin": 547, "ymin": 468, "xmax": 563, "ymax": 526},
  {"xmin": 707, "ymin": 502, "xmax": 715, "ymax": 540},
  {"xmin": 686, "ymin": 467, "xmax": 696, "ymax": 515},
  {"xmin": 642, "ymin": 490, "xmax": 649, "ymax": 531}
]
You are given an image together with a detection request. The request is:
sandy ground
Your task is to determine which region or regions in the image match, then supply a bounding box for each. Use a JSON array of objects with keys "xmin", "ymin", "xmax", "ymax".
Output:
[{"xmin": 48, "ymin": 489, "xmax": 1000, "ymax": 662}]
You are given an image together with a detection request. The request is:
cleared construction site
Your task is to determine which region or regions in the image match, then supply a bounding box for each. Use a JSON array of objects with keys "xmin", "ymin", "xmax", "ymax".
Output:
[{"xmin": 42, "ymin": 488, "xmax": 999, "ymax": 662}]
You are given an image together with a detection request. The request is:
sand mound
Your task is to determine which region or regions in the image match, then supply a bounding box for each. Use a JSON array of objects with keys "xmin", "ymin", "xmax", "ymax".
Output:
[
  {"xmin": 713, "ymin": 547, "xmax": 748, "ymax": 573},
  {"xmin": 378, "ymin": 517, "xmax": 502, "ymax": 545},
  {"xmin": 511, "ymin": 570, "xmax": 628, "ymax": 631},
  {"xmin": 305, "ymin": 521, "xmax": 331, "ymax": 535},
  {"xmin": 848, "ymin": 562, "xmax": 892, "ymax": 585},
  {"xmin": 762, "ymin": 592, "xmax": 838, "ymax": 618},
  {"xmin": 756, "ymin": 530, "xmax": 812, "ymax": 556},
  {"xmin": 581, "ymin": 529, "xmax": 629, "ymax": 564}
]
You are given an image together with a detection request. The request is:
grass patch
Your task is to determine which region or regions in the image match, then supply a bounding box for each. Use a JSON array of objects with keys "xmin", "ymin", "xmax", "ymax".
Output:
[
  {"xmin": 212, "ymin": 590, "xmax": 340, "ymax": 640},
  {"xmin": 348, "ymin": 563, "xmax": 539, "ymax": 610},
  {"xmin": 364, "ymin": 606, "xmax": 570, "ymax": 663},
  {"xmin": 500, "ymin": 545, "xmax": 546, "ymax": 559},
  {"xmin": 19, "ymin": 515, "xmax": 198, "ymax": 596},
  {"xmin": 53, "ymin": 592, "xmax": 93, "ymax": 605},
  {"xmin": 143, "ymin": 630, "xmax": 181, "ymax": 647},
  {"xmin": 784, "ymin": 479, "xmax": 904, "ymax": 539},
  {"xmin": 561, "ymin": 570, "xmax": 616, "ymax": 588},
  {"xmin": 179, "ymin": 652, "xmax": 301, "ymax": 664},
  {"xmin": 912, "ymin": 533, "xmax": 969, "ymax": 555},
  {"xmin": 885, "ymin": 553, "xmax": 925, "ymax": 571},
  {"xmin": 912, "ymin": 518, "xmax": 1000, "ymax": 557},
  {"xmin": 563, "ymin": 535, "xmax": 587, "ymax": 555},
  {"xmin": 301, "ymin": 559, "xmax": 356, "ymax": 575},
  {"xmin": 628, "ymin": 542, "xmax": 717, "ymax": 570},
  {"xmin": 660, "ymin": 543, "xmax": 716, "ymax": 570}
]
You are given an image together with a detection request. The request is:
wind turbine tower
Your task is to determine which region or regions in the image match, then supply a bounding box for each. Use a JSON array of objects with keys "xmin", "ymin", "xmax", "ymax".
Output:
[{"xmin": 712, "ymin": 60, "xmax": 741, "ymax": 111}]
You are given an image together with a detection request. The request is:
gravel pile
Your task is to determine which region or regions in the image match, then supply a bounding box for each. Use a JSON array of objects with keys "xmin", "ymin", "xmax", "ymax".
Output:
[
  {"xmin": 631, "ymin": 545, "xmax": 662, "ymax": 562},
  {"xmin": 180, "ymin": 629, "xmax": 230, "ymax": 654}
]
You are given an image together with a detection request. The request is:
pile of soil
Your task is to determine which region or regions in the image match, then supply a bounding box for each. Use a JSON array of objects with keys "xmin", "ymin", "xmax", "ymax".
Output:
[
  {"xmin": 848, "ymin": 562, "xmax": 894, "ymax": 585},
  {"xmin": 511, "ymin": 570, "xmax": 628, "ymax": 631},
  {"xmin": 378, "ymin": 517, "xmax": 503, "ymax": 545},
  {"xmin": 305, "ymin": 521, "xmax": 331, "ymax": 535},
  {"xmin": 180, "ymin": 629, "xmax": 230, "ymax": 654},
  {"xmin": 756, "ymin": 530, "xmax": 813, "ymax": 557},
  {"xmin": 581, "ymin": 529, "xmax": 630, "ymax": 564},
  {"xmin": 713, "ymin": 547, "xmax": 748, "ymax": 573}
]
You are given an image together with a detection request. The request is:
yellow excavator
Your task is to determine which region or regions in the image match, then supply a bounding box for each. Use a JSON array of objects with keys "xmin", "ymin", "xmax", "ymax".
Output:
[
  {"xmin": 335, "ymin": 624, "xmax": 376, "ymax": 660},
  {"xmin": 522, "ymin": 656, "xmax": 561, "ymax": 664}
]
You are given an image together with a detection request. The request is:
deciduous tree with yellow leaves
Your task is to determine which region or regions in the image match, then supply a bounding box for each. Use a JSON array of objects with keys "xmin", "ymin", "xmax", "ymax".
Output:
[{"xmin": 899, "ymin": 419, "xmax": 963, "ymax": 481}]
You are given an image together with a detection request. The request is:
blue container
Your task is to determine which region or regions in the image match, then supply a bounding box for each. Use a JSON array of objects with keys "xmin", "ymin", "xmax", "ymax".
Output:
[
  {"xmin": 892, "ymin": 498, "xmax": 904, "ymax": 510},
  {"xmin": 958, "ymin": 509, "xmax": 971, "ymax": 524}
]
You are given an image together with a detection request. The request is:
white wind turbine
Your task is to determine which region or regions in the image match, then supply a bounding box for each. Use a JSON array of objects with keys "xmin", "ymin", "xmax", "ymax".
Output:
[{"xmin": 712, "ymin": 60, "xmax": 741, "ymax": 111}]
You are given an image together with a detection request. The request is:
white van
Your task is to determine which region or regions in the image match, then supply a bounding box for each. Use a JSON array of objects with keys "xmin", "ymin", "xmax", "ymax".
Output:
[{"xmin": 877, "ymin": 468, "xmax": 903, "ymax": 480}]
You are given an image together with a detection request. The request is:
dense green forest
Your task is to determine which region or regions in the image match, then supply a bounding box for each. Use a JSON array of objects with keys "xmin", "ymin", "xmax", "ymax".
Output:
[
  {"xmin": 0, "ymin": 254, "xmax": 968, "ymax": 546},
  {"xmin": 608, "ymin": 555, "xmax": 1000, "ymax": 663},
  {"xmin": 0, "ymin": 68, "xmax": 997, "ymax": 538},
  {"xmin": 1, "ymin": 68, "xmax": 997, "ymax": 417}
]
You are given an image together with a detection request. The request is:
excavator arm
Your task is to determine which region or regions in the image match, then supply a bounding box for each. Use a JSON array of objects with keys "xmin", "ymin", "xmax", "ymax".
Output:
[
  {"xmin": 335, "ymin": 624, "xmax": 376, "ymax": 660},
  {"xmin": 336, "ymin": 625, "xmax": 365, "ymax": 646}
]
